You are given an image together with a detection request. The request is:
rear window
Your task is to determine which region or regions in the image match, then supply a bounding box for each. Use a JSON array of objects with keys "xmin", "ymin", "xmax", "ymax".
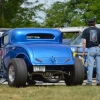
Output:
[{"xmin": 26, "ymin": 33, "xmax": 54, "ymax": 39}]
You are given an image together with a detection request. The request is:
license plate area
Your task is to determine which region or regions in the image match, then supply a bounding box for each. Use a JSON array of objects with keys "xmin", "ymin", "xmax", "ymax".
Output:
[{"xmin": 33, "ymin": 66, "xmax": 45, "ymax": 72}]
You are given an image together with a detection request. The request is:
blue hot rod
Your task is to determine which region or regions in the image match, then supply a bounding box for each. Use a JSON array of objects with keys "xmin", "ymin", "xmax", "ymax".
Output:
[{"xmin": 0, "ymin": 28, "xmax": 84, "ymax": 87}]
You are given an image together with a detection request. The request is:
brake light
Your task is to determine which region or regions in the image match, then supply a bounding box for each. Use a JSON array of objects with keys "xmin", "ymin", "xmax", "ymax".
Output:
[
  {"xmin": 35, "ymin": 58, "xmax": 42, "ymax": 62},
  {"xmin": 65, "ymin": 58, "xmax": 70, "ymax": 62}
]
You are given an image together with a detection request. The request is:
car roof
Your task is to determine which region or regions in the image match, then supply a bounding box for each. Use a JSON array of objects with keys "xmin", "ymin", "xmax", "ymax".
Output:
[
  {"xmin": 2, "ymin": 28, "xmax": 63, "ymax": 43},
  {"xmin": 3, "ymin": 28, "xmax": 61, "ymax": 35}
]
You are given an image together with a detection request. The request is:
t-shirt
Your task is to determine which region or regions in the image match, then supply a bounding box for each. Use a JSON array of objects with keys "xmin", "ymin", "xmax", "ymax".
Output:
[{"xmin": 81, "ymin": 27, "xmax": 100, "ymax": 48}]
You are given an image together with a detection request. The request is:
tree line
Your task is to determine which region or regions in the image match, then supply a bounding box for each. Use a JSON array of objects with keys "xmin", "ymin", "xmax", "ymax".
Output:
[{"xmin": 0, "ymin": 0, "xmax": 100, "ymax": 28}]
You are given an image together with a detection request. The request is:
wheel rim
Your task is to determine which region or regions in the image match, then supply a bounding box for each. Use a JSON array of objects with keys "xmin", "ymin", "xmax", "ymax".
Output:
[{"xmin": 9, "ymin": 65, "xmax": 15, "ymax": 82}]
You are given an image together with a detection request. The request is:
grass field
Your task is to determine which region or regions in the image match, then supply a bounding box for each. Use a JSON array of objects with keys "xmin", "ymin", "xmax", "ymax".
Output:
[{"xmin": 0, "ymin": 84, "xmax": 100, "ymax": 100}]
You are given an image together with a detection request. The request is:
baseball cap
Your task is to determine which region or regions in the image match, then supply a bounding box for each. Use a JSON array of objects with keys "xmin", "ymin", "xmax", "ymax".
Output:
[{"xmin": 88, "ymin": 18, "xmax": 95, "ymax": 23}]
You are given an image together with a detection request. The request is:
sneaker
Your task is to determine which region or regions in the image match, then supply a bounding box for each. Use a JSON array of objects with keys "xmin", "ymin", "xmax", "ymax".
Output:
[
  {"xmin": 85, "ymin": 83, "xmax": 92, "ymax": 86},
  {"xmin": 96, "ymin": 83, "xmax": 100, "ymax": 86}
]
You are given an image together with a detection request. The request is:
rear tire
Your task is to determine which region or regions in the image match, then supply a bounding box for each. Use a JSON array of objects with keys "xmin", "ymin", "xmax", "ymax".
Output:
[
  {"xmin": 64, "ymin": 58, "xmax": 84, "ymax": 86},
  {"xmin": 7, "ymin": 58, "xmax": 27, "ymax": 87}
]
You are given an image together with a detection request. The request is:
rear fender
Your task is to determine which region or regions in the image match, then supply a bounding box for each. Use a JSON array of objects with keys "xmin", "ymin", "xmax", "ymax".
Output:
[{"xmin": 16, "ymin": 54, "xmax": 31, "ymax": 67}]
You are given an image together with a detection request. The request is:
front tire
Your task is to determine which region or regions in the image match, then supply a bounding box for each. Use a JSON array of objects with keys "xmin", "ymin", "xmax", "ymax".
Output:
[
  {"xmin": 7, "ymin": 58, "xmax": 27, "ymax": 87},
  {"xmin": 64, "ymin": 58, "xmax": 84, "ymax": 86}
]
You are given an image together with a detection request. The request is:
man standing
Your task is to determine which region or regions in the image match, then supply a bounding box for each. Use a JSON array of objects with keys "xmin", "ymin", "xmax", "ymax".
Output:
[{"xmin": 82, "ymin": 18, "xmax": 100, "ymax": 85}]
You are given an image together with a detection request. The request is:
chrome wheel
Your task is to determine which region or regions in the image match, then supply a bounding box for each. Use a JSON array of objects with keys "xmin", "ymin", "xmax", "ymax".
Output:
[
  {"xmin": 8, "ymin": 58, "xmax": 27, "ymax": 87},
  {"xmin": 9, "ymin": 65, "xmax": 15, "ymax": 83}
]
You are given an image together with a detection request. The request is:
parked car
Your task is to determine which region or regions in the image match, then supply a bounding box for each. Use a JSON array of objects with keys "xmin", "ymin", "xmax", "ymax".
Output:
[
  {"xmin": 63, "ymin": 39, "xmax": 71, "ymax": 45},
  {"xmin": 0, "ymin": 28, "xmax": 84, "ymax": 87},
  {"xmin": 68, "ymin": 33, "xmax": 96, "ymax": 79}
]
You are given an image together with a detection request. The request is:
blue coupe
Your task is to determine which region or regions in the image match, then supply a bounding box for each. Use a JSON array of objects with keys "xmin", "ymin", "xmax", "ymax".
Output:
[{"xmin": 0, "ymin": 28, "xmax": 84, "ymax": 87}]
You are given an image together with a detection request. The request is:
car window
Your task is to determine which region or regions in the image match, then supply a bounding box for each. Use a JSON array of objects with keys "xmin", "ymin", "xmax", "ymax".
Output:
[
  {"xmin": 0, "ymin": 30, "xmax": 9, "ymax": 36},
  {"xmin": 4, "ymin": 35, "xmax": 9, "ymax": 44},
  {"xmin": 68, "ymin": 34, "xmax": 83, "ymax": 45},
  {"xmin": 26, "ymin": 33, "xmax": 54, "ymax": 39}
]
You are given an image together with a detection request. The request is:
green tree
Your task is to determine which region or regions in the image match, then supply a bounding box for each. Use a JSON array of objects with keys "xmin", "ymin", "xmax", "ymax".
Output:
[
  {"xmin": 43, "ymin": 0, "xmax": 100, "ymax": 28},
  {"xmin": 67, "ymin": 0, "xmax": 100, "ymax": 26},
  {"xmin": 43, "ymin": 1, "xmax": 69, "ymax": 28},
  {"xmin": 0, "ymin": 0, "xmax": 44, "ymax": 28}
]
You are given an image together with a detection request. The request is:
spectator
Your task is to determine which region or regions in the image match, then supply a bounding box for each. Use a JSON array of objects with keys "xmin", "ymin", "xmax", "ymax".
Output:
[{"xmin": 82, "ymin": 18, "xmax": 100, "ymax": 86}]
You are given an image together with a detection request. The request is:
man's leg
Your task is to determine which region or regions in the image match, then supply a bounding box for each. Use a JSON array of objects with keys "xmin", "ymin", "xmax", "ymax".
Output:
[
  {"xmin": 95, "ymin": 48, "xmax": 100, "ymax": 84},
  {"xmin": 87, "ymin": 49, "xmax": 94, "ymax": 84}
]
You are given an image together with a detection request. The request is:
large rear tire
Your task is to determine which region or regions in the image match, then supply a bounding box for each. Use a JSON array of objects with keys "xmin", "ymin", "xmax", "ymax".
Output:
[
  {"xmin": 7, "ymin": 58, "xmax": 27, "ymax": 87},
  {"xmin": 64, "ymin": 58, "xmax": 84, "ymax": 86}
]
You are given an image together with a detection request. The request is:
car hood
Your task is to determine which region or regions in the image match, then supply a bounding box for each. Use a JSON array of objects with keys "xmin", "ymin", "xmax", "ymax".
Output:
[{"xmin": 27, "ymin": 44, "xmax": 72, "ymax": 58}]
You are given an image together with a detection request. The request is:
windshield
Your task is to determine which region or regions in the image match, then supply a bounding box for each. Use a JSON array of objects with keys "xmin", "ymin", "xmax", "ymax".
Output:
[{"xmin": 68, "ymin": 34, "xmax": 83, "ymax": 46}]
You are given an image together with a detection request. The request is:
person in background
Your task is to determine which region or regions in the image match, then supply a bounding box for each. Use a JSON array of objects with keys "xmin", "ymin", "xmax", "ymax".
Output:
[{"xmin": 82, "ymin": 18, "xmax": 100, "ymax": 86}]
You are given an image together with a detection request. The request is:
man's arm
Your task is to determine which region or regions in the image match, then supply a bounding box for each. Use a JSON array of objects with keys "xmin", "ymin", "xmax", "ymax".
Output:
[
  {"xmin": 82, "ymin": 39, "xmax": 86, "ymax": 56},
  {"xmin": 99, "ymin": 44, "xmax": 100, "ymax": 48}
]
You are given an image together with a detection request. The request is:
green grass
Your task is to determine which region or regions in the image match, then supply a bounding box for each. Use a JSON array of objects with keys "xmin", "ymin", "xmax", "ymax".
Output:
[{"xmin": 0, "ymin": 84, "xmax": 100, "ymax": 100}]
